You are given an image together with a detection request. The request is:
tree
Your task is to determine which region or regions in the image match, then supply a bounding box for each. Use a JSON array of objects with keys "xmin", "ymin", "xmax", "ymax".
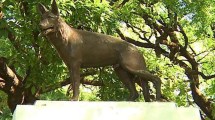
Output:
[{"xmin": 0, "ymin": 0, "xmax": 214, "ymax": 119}]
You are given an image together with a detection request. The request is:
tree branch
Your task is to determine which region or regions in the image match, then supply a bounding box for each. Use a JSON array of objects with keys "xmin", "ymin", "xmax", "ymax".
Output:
[
  {"xmin": 116, "ymin": 29, "xmax": 169, "ymax": 56},
  {"xmin": 39, "ymin": 70, "xmax": 103, "ymax": 94},
  {"xmin": 0, "ymin": 57, "xmax": 22, "ymax": 93},
  {"xmin": 198, "ymin": 72, "xmax": 215, "ymax": 80},
  {"xmin": 40, "ymin": 77, "xmax": 104, "ymax": 94},
  {"xmin": 116, "ymin": 29, "xmax": 153, "ymax": 48},
  {"xmin": 125, "ymin": 22, "xmax": 150, "ymax": 42},
  {"xmin": 118, "ymin": 0, "xmax": 129, "ymax": 7},
  {"xmin": 178, "ymin": 23, "xmax": 188, "ymax": 50}
]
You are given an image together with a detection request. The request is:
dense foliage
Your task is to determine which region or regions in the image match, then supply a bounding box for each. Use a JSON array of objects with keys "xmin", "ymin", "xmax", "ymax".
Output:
[{"xmin": 0, "ymin": 0, "xmax": 215, "ymax": 119}]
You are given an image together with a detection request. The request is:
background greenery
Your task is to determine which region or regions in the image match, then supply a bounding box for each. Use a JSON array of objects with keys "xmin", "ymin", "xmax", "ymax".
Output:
[{"xmin": 0, "ymin": 0, "xmax": 215, "ymax": 119}]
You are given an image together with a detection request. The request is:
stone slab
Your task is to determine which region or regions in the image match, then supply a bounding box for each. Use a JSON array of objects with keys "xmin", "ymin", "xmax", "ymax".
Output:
[
  {"xmin": 12, "ymin": 101, "xmax": 201, "ymax": 120},
  {"xmin": 34, "ymin": 100, "xmax": 176, "ymax": 108}
]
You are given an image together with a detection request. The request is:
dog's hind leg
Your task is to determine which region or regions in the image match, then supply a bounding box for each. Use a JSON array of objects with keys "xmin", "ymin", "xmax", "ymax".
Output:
[
  {"xmin": 119, "ymin": 49, "xmax": 161, "ymax": 101},
  {"xmin": 136, "ymin": 78, "xmax": 151, "ymax": 102},
  {"xmin": 125, "ymin": 67, "xmax": 161, "ymax": 101},
  {"xmin": 114, "ymin": 66, "xmax": 138, "ymax": 101}
]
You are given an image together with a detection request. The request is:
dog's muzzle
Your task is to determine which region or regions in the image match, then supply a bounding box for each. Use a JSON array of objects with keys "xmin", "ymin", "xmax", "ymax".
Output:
[{"xmin": 41, "ymin": 26, "xmax": 55, "ymax": 35}]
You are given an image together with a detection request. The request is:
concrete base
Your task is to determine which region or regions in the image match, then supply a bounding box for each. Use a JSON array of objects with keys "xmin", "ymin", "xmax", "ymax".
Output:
[{"xmin": 13, "ymin": 100, "xmax": 201, "ymax": 120}]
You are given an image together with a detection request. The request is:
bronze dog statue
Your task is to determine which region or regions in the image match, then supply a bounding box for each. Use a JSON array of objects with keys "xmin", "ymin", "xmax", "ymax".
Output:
[{"xmin": 38, "ymin": 0, "xmax": 161, "ymax": 101}]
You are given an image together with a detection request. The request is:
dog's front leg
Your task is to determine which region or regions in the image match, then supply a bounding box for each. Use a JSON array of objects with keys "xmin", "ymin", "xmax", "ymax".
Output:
[{"xmin": 70, "ymin": 63, "xmax": 81, "ymax": 101}]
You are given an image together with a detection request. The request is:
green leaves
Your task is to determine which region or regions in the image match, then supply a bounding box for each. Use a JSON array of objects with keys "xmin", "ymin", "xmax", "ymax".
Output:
[
  {"xmin": 0, "ymin": 0, "xmax": 215, "ymax": 119},
  {"xmin": 0, "ymin": 90, "xmax": 12, "ymax": 119}
]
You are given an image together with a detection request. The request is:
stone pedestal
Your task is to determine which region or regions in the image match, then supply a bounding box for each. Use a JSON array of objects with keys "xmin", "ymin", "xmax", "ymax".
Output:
[{"xmin": 12, "ymin": 100, "xmax": 201, "ymax": 120}]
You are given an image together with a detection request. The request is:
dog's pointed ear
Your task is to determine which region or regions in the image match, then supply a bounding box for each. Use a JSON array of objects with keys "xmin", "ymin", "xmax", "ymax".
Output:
[
  {"xmin": 51, "ymin": 0, "xmax": 59, "ymax": 16},
  {"xmin": 38, "ymin": 3, "xmax": 48, "ymax": 15}
]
